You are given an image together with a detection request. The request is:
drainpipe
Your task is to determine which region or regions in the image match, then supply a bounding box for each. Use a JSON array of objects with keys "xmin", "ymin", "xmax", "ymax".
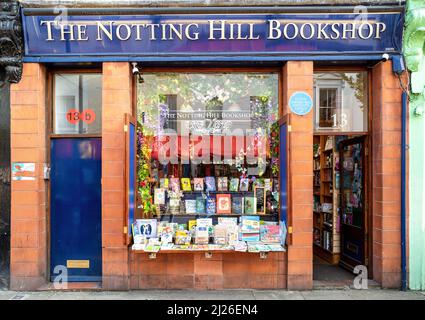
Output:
[
  {"xmin": 392, "ymin": 55, "xmax": 408, "ymax": 291},
  {"xmin": 401, "ymin": 90, "xmax": 408, "ymax": 291}
]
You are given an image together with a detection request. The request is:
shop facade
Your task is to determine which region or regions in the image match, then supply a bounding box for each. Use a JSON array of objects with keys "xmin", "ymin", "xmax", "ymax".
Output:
[{"xmin": 8, "ymin": 0, "xmax": 408, "ymax": 291}]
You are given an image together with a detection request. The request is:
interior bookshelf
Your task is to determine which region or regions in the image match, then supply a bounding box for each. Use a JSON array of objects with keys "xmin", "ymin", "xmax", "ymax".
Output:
[{"xmin": 313, "ymin": 135, "xmax": 340, "ymax": 265}]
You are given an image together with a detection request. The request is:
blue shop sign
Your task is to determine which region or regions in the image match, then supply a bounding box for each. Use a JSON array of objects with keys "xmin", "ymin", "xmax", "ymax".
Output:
[
  {"xmin": 22, "ymin": 11, "xmax": 404, "ymax": 62},
  {"xmin": 289, "ymin": 92, "xmax": 313, "ymax": 116}
]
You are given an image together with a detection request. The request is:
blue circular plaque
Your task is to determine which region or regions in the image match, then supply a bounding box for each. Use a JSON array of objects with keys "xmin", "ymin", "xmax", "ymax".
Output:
[{"xmin": 289, "ymin": 92, "xmax": 313, "ymax": 116}]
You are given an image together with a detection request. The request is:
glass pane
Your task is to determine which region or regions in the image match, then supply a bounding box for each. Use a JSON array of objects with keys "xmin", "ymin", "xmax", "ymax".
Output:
[
  {"xmin": 54, "ymin": 74, "xmax": 102, "ymax": 134},
  {"xmin": 340, "ymin": 142, "xmax": 363, "ymax": 228},
  {"xmin": 138, "ymin": 73, "xmax": 279, "ymax": 138},
  {"xmin": 137, "ymin": 72, "xmax": 280, "ymax": 219},
  {"xmin": 314, "ymin": 72, "xmax": 368, "ymax": 133}
]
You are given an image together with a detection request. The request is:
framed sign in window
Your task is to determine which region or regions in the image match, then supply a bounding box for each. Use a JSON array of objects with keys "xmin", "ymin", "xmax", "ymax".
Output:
[{"xmin": 125, "ymin": 114, "xmax": 137, "ymax": 246}]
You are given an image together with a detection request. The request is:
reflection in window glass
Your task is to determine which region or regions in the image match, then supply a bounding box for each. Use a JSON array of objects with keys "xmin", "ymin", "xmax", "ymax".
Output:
[
  {"xmin": 137, "ymin": 72, "xmax": 279, "ymax": 179},
  {"xmin": 54, "ymin": 74, "xmax": 102, "ymax": 134},
  {"xmin": 137, "ymin": 73, "xmax": 279, "ymax": 137},
  {"xmin": 314, "ymin": 72, "xmax": 368, "ymax": 133}
]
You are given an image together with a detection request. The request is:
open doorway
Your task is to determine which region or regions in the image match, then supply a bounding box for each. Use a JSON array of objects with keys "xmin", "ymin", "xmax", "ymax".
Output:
[
  {"xmin": 312, "ymin": 70, "xmax": 371, "ymax": 287},
  {"xmin": 313, "ymin": 135, "xmax": 369, "ymax": 287}
]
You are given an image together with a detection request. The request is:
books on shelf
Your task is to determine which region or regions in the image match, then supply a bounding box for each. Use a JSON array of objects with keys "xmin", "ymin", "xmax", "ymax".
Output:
[
  {"xmin": 216, "ymin": 194, "xmax": 231, "ymax": 214},
  {"xmin": 239, "ymin": 178, "xmax": 250, "ymax": 192},
  {"xmin": 244, "ymin": 196, "xmax": 257, "ymax": 215},
  {"xmin": 264, "ymin": 179, "xmax": 273, "ymax": 192},
  {"xmin": 193, "ymin": 178, "xmax": 204, "ymax": 191},
  {"xmin": 241, "ymin": 216, "xmax": 260, "ymax": 242},
  {"xmin": 160, "ymin": 178, "xmax": 169, "ymax": 189},
  {"xmin": 133, "ymin": 219, "xmax": 157, "ymax": 239},
  {"xmin": 206, "ymin": 196, "xmax": 216, "ymax": 215},
  {"xmin": 154, "ymin": 188, "xmax": 166, "ymax": 205},
  {"xmin": 181, "ymin": 178, "xmax": 192, "ymax": 191},
  {"xmin": 217, "ymin": 177, "xmax": 228, "ymax": 191},
  {"xmin": 195, "ymin": 226, "xmax": 209, "ymax": 244},
  {"xmin": 185, "ymin": 199, "xmax": 197, "ymax": 214},
  {"xmin": 229, "ymin": 178, "xmax": 239, "ymax": 192},
  {"xmin": 205, "ymin": 176, "xmax": 216, "ymax": 192},
  {"xmin": 218, "ymin": 217, "xmax": 238, "ymax": 225},
  {"xmin": 260, "ymin": 225, "xmax": 281, "ymax": 243},
  {"xmin": 231, "ymin": 196, "xmax": 244, "ymax": 215},
  {"xmin": 213, "ymin": 224, "xmax": 228, "ymax": 245},
  {"xmin": 170, "ymin": 178, "xmax": 180, "ymax": 192},
  {"xmin": 196, "ymin": 197, "xmax": 205, "ymax": 214}
]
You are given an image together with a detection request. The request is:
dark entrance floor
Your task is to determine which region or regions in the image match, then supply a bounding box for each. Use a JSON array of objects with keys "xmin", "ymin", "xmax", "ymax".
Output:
[{"xmin": 313, "ymin": 255, "xmax": 355, "ymax": 288}]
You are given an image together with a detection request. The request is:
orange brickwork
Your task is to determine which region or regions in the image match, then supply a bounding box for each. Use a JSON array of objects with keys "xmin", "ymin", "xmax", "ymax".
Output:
[
  {"xmin": 101, "ymin": 62, "xmax": 133, "ymax": 290},
  {"xmin": 282, "ymin": 61, "xmax": 314, "ymax": 290},
  {"xmin": 130, "ymin": 252, "xmax": 287, "ymax": 289},
  {"xmin": 371, "ymin": 61, "xmax": 404, "ymax": 288},
  {"xmin": 9, "ymin": 63, "xmax": 47, "ymax": 290}
]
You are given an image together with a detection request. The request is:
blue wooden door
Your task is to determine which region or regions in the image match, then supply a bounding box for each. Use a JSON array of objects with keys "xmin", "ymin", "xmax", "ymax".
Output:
[{"xmin": 50, "ymin": 138, "xmax": 102, "ymax": 282}]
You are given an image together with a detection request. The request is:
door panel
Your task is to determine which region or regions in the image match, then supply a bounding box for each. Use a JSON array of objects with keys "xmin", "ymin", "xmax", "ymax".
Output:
[
  {"xmin": 50, "ymin": 138, "xmax": 102, "ymax": 282},
  {"xmin": 338, "ymin": 137, "xmax": 367, "ymax": 271}
]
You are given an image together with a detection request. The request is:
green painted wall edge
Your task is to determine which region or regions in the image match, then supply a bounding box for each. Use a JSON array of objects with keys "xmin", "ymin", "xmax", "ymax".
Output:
[{"xmin": 405, "ymin": 0, "xmax": 425, "ymax": 291}]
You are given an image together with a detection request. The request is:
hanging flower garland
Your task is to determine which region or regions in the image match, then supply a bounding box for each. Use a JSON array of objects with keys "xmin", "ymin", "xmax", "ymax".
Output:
[
  {"xmin": 137, "ymin": 125, "xmax": 157, "ymax": 217},
  {"xmin": 270, "ymin": 122, "xmax": 280, "ymax": 177}
]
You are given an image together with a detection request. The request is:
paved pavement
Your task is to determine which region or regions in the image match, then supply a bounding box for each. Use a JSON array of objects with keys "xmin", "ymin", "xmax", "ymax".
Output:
[{"xmin": 1, "ymin": 289, "xmax": 425, "ymax": 300}]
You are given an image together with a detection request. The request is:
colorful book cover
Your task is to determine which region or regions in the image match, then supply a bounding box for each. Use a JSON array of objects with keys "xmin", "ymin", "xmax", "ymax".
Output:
[
  {"xmin": 205, "ymin": 176, "xmax": 216, "ymax": 192},
  {"xmin": 196, "ymin": 218, "xmax": 213, "ymax": 227},
  {"xmin": 218, "ymin": 217, "xmax": 238, "ymax": 225},
  {"xmin": 206, "ymin": 196, "xmax": 216, "ymax": 215},
  {"xmin": 241, "ymin": 216, "xmax": 260, "ymax": 232},
  {"xmin": 216, "ymin": 194, "xmax": 231, "ymax": 214},
  {"xmin": 170, "ymin": 178, "xmax": 180, "ymax": 192},
  {"xmin": 193, "ymin": 178, "xmax": 204, "ymax": 191},
  {"xmin": 154, "ymin": 188, "xmax": 166, "ymax": 205},
  {"xmin": 264, "ymin": 179, "xmax": 273, "ymax": 192},
  {"xmin": 254, "ymin": 179, "xmax": 265, "ymax": 188},
  {"xmin": 244, "ymin": 197, "xmax": 257, "ymax": 215},
  {"xmin": 227, "ymin": 225, "xmax": 240, "ymax": 245},
  {"xmin": 242, "ymin": 233, "xmax": 260, "ymax": 242},
  {"xmin": 260, "ymin": 225, "xmax": 281, "ymax": 243},
  {"xmin": 217, "ymin": 177, "xmax": 228, "ymax": 191},
  {"xmin": 239, "ymin": 178, "xmax": 250, "ymax": 192},
  {"xmin": 181, "ymin": 178, "xmax": 192, "ymax": 191},
  {"xmin": 195, "ymin": 226, "xmax": 209, "ymax": 244},
  {"xmin": 229, "ymin": 178, "xmax": 239, "ymax": 192},
  {"xmin": 160, "ymin": 178, "xmax": 169, "ymax": 189},
  {"xmin": 134, "ymin": 219, "xmax": 157, "ymax": 239},
  {"xmin": 185, "ymin": 199, "xmax": 197, "ymax": 214},
  {"xmin": 196, "ymin": 197, "xmax": 205, "ymax": 214},
  {"xmin": 231, "ymin": 196, "xmax": 244, "ymax": 215},
  {"xmin": 188, "ymin": 220, "xmax": 197, "ymax": 232}
]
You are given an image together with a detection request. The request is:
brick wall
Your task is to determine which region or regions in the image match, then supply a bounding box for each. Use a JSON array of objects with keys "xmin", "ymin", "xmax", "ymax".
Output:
[
  {"xmin": 102, "ymin": 62, "xmax": 133, "ymax": 290},
  {"xmin": 130, "ymin": 252, "xmax": 287, "ymax": 289},
  {"xmin": 371, "ymin": 61, "xmax": 404, "ymax": 288},
  {"xmin": 283, "ymin": 61, "xmax": 314, "ymax": 290},
  {"xmin": 9, "ymin": 63, "xmax": 47, "ymax": 290}
]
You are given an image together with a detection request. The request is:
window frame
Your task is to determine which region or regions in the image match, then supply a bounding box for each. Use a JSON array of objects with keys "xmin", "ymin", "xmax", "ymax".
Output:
[
  {"xmin": 313, "ymin": 67, "xmax": 371, "ymax": 136},
  {"xmin": 50, "ymin": 69, "xmax": 103, "ymax": 139}
]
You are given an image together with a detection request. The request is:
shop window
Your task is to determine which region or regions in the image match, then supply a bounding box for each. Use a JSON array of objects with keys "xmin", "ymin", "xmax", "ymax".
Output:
[
  {"xmin": 133, "ymin": 72, "xmax": 285, "ymax": 252},
  {"xmin": 53, "ymin": 74, "xmax": 102, "ymax": 135},
  {"xmin": 314, "ymin": 72, "xmax": 368, "ymax": 133}
]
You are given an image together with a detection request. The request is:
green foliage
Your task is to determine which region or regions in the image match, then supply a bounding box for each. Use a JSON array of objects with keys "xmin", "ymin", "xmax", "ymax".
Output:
[{"xmin": 137, "ymin": 125, "xmax": 157, "ymax": 217}]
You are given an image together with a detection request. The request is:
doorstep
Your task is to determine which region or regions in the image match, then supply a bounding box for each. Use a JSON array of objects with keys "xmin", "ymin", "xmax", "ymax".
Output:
[
  {"xmin": 36, "ymin": 282, "xmax": 102, "ymax": 292},
  {"xmin": 313, "ymin": 279, "xmax": 381, "ymax": 290}
]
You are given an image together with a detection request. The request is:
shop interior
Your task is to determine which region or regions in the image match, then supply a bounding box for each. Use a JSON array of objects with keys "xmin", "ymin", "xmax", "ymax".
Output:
[{"xmin": 312, "ymin": 71, "xmax": 369, "ymax": 286}]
